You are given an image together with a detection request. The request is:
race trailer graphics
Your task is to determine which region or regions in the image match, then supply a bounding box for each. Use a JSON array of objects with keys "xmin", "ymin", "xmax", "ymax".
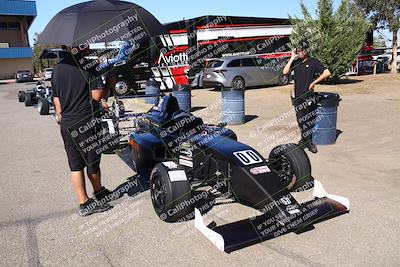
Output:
[
  {"xmin": 347, "ymin": 30, "xmax": 374, "ymax": 75},
  {"xmin": 121, "ymin": 94, "xmax": 350, "ymax": 253},
  {"xmin": 151, "ymin": 16, "xmax": 293, "ymax": 89}
]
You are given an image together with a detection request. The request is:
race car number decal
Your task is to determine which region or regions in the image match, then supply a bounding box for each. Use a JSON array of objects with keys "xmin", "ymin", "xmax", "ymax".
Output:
[{"xmin": 233, "ymin": 150, "xmax": 263, "ymax": 165}]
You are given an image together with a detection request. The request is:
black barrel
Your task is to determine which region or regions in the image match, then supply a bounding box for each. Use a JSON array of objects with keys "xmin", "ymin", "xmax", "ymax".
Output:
[
  {"xmin": 313, "ymin": 92, "xmax": 341, "ymax": 145},
  {"xmin": 145, "ymin": 79, "xmax": 161, "ymax": 105},
  {"xmin": 221, "ymin": 87, "xmax": 245, "ymax": 125},
  {"xmin": 172, "ymin": 84, "xmax": 191, "ymax": 111}
]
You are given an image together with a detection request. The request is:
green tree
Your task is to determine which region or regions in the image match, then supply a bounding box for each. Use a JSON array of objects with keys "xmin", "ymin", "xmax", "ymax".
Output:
[
  {"xmin": 354, "ymin": 0, "xmax": 400, "ymax": 74},
  {"xmin": 32, "ymin": 33, "xmax": 55, "ymax": 75},
  {"xmin": 290, "ymin": 0, "xmax": 369, "ymax": 82}
]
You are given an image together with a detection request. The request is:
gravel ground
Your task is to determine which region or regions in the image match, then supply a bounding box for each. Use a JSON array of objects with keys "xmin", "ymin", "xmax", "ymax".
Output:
[{"xmin": 0, "ymin": 74, "xmax": 399, "ymax": 266}]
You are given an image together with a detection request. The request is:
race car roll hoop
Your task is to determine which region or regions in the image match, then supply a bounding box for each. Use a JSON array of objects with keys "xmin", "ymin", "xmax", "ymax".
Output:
[{"xmin": 110, "ymin": 94, "xmax": 349, "ymax": 253}]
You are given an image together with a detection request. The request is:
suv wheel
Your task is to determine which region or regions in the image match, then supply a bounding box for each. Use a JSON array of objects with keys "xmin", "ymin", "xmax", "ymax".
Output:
[
  {"xmin": 232, "ymin": 77, "xmax": 245, "ymax": 89},
  {"xmin": 278, "ymin": 74, "xmax": 290, "ymax": 86}
]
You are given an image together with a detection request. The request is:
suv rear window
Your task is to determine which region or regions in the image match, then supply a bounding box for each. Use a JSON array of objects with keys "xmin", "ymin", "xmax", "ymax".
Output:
[
  {"xmin": 242, "ymin": 58, "xmax": 257, "ymax": 67},
  {"xmin": 227, "ymin": 59, "xmax": 241, "ymax": 67},
  {"xmin": 207, "ymin": 60, "xmax": 224, "ymax": 68}
]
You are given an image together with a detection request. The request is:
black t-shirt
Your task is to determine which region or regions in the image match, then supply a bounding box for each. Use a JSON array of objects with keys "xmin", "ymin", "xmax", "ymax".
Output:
[
  {"xmin": 52, "ymin": 54, "xmax": 104, "ymax": 120},
  {"xmin": 291, "ymin": 58, "xmax": 326, "ymax": 97}
]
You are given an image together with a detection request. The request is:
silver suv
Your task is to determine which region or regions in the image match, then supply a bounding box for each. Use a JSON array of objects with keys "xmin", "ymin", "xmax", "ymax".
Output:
[{"xmin": 202, "ymin": 56, "xmax": 289, "ymax": 89}]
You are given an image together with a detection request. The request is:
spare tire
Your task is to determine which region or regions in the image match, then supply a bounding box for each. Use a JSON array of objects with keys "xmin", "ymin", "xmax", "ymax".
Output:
[
  {"xmin": 18, "ymin": 91, "xmax": 25, "ymax": 102},
  {"xmin": 38, "ymin": 98, "xmax": 50, "ymax": 115},
  {"xmin": 268, "ymin": 144, "xmax": 313, "ymax": 192}
]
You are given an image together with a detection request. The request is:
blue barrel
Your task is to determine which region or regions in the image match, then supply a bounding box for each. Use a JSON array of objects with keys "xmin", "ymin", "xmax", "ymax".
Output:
[
  {"xmin": 145, "ymin": 79, "xmax": 161, "ymax": 105},
  {"xmin": 312, "ymin": 92, "xmax": 341, "ymax": 145},
  {"xmin": 172, "ymin": 84, "xmax": 191, "ymax": 111},
  {"xmin": 222, "ymin": 87, "xmax": 245, "ymax": 125}
]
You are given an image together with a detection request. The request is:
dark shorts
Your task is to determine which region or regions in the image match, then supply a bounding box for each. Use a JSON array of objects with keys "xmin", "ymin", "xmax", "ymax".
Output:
[{"xmin": 60, "ymin": 117, "xmax": 101, "ymax": 174}]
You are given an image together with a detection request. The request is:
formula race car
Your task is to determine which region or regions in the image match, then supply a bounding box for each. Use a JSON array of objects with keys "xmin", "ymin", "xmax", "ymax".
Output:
[
  {"xmin": 122, "ymin": 95, "xmax": 349, "ymax": 252},
  {"xmin": 18, "ymin": 83, "xmax": 43, "ymax": 106},
  {"xmin": 19, "ymin": 82, "xmax": 54, "ymax": 115}
]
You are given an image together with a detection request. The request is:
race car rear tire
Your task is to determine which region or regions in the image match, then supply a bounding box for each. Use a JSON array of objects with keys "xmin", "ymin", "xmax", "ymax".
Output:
[
  {"xmin": 18, "ymin": 91, "xmax": 25, "ymax": 102},
  {"xmin": 150, "ymin": 163, "xmax": 192, "ymax": 222},
  {"xmin": 38, "ymin": 98, "xmax": 50, "ymax": 115},
  {"xmin": 24, "ymin": 92, "xmax": 33, "ymax": 106},
  {"xmin": 268, "ymin": 144, "xmax": 313, "ymax": 192}
]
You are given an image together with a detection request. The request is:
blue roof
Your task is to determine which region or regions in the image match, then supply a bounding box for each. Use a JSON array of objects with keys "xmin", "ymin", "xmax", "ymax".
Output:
[
  {"xmin": 0, "ymin": 0, "xmax": 37, "ymax": 17},
  {"xmin": 0, "ymin": 47, "xmax": 33, "ymax": 59}
]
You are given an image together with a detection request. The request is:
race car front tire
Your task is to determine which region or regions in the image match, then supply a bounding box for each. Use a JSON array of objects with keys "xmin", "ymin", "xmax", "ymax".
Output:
[
  {"xmin": 18, "ymin": 91, "xmax": 25, "ymax": 102},
  {"xmin": 24, "ymin": 92, "xmax": 33, "ymax": 106},
  {"xmin": 38, "ymin": 98, "xmax": 50, "ymax": 115},
  {"xmin": 268, "ymin": 144, "xmax": 313, "ymax": 192},
  {"xmin": 150, "ymin": 163, "xmax": 192, "ymax": 222}
]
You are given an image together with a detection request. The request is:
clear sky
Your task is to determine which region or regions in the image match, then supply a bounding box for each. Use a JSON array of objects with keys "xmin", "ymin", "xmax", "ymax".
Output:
[{"xmin": 29, "ymin": 0, "xmax": 394, "ymax": 46}]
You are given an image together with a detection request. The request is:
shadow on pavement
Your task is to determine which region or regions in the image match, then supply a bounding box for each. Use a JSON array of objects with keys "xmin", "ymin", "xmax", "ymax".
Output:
[
  {"xmin": 336, "ymin": 129, "xmax": 343, "ymax": 142},
  {"xmin": 190, "ymin": 106, "xmax": 206, "ymax": 112},
  {"xmin": 331, "ymin": 78, "xmax": 362, "ymax": 85},
  {"xmin": 245, "ymin": 115, "xmax": 258, "ymax": 123},
  {"xmin": 111, "ymin": 175, "xmax": 150, "ymax": 201}
]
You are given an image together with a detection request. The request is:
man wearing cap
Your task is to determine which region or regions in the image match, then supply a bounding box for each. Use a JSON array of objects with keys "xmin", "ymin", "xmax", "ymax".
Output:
[{"xmin": 283, "ymin": 40, "xmax": 331, "ymax": 153}]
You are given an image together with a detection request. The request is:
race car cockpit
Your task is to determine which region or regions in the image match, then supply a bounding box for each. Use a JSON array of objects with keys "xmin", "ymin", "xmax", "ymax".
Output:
[{"xmin": 144, "ymin": 95, "xmax": 203, "ymax": 134}]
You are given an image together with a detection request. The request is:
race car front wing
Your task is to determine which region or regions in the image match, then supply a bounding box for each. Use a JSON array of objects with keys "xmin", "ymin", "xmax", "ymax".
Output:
[{"xmin": 194, "ymin": 180, "xmax": 350, "ymax": 253}]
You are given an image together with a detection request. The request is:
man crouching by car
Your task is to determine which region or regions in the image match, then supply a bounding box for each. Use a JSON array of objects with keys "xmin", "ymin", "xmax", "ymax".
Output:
[
  {"xmin": 53, "ymin": 45, "xmax": 115, "ymax": 216},
  {"xmin": 283, "ymin": 40, "xmax": 331, "ymax": 153}
]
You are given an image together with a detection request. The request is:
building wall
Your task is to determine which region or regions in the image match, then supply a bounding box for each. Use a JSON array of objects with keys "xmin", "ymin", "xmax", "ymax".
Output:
[
  {"xmin": 0, "ymin": 15, "xmax": 29, "ymax": 47},
  {"xmin": 0, "ymin": 1, "xmax": 36, "ymax": 80},
  {"xmin": 0, "ymin": 29, "xmax": 22, "ymax": 45},
  {"xmin": 0, "ymin": 58, "xmax": 32, "ymax": 79}
]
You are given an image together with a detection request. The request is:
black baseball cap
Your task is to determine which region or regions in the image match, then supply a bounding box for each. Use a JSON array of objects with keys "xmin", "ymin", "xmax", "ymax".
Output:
[{"xmin": 296, "ymin": 39, "xmax": 310, "ymax": 52}]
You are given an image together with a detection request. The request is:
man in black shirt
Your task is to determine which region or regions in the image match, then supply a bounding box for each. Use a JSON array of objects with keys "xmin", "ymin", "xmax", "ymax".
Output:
[
  {"xmin": 53, "ymin": 47, "xmax": 113, "ymax": 216},
  {"xmin": 283, "ymin": 40, "xmax": 331, "ymax": 153}
]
